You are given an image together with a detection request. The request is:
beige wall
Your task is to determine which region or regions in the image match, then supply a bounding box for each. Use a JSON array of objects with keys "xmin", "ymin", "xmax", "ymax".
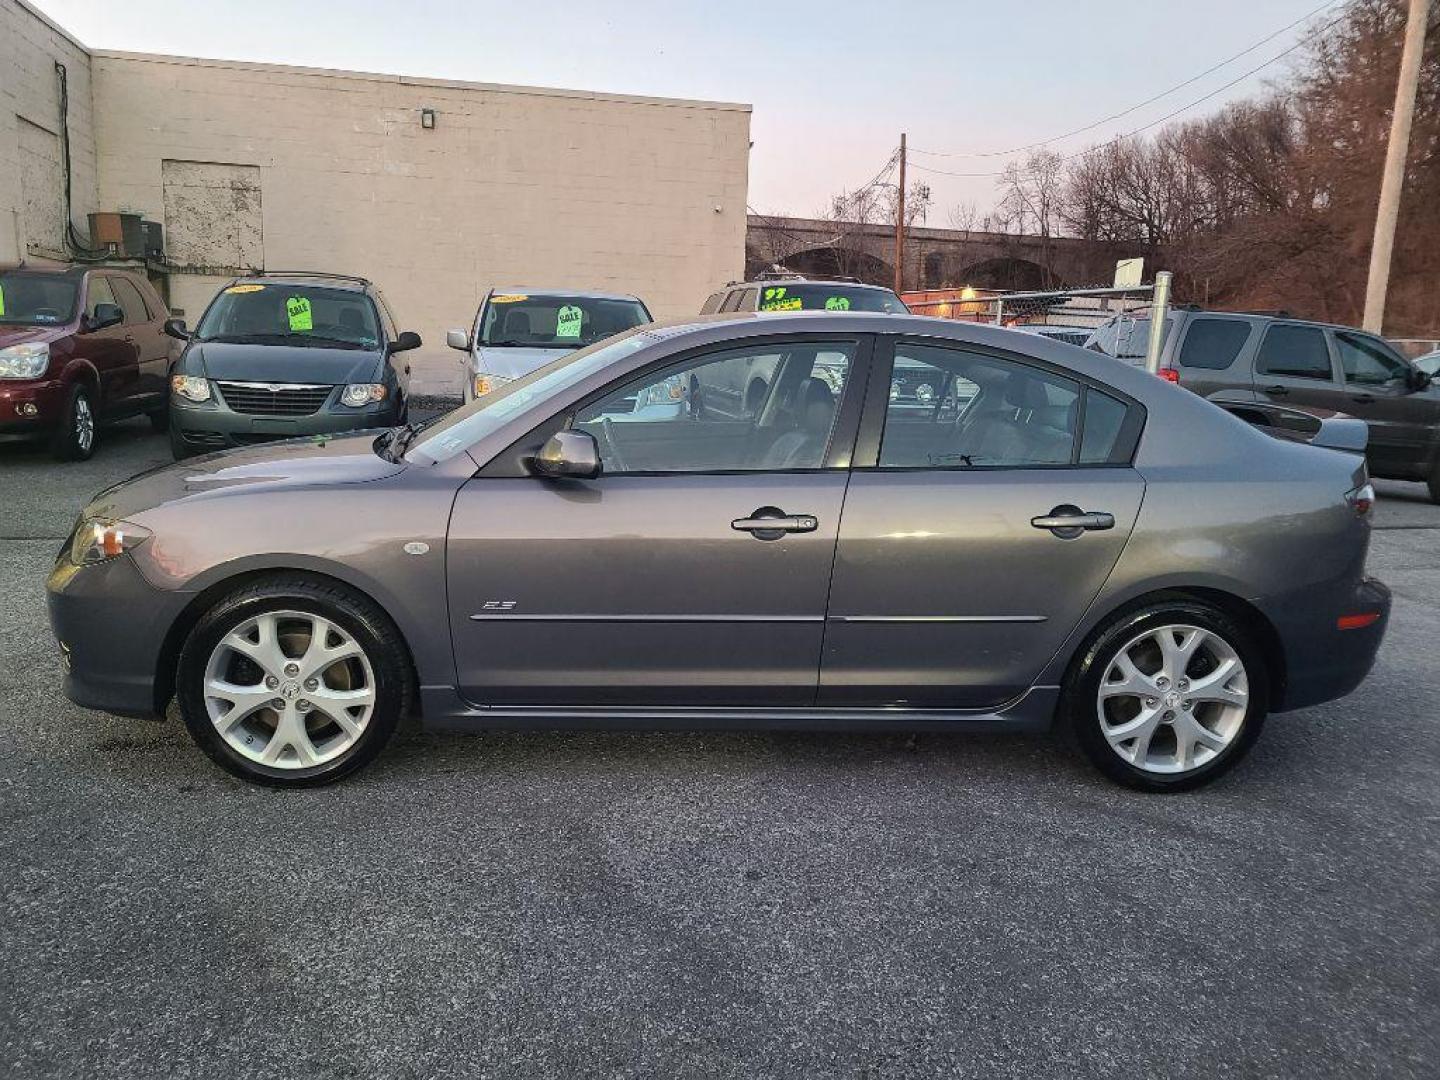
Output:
[
  {"xmin": 90, "ymin": 52, "xmax": 751, "ymax": 391},
  {"xmin": 0, "ymin": 0, "xmax": 99, "ymax": 263}
]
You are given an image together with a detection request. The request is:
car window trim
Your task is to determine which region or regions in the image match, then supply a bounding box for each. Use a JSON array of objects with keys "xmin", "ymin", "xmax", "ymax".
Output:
[
  {"xmin": 852, "ymin": 333, "xmax": 1146, "ymax": 471},
  {"xmin": 476, "ymin": 332, "xmax": 877, "ymax": 479}
]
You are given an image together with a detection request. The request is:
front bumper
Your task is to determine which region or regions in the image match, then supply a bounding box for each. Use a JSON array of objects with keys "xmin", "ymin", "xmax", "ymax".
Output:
[
  {"xmin": 46, "ymin": 550, "xmax": 189, "ymax": 718},
  {"xmin": 170, "ymin": 394, "xmax": 399, "ymax": 451},
  {"xmin": 1273, "ymin": 577, "xmax": 1392, "ymax": 712},
  {"xmin": 0, "ymin": 378, "xmax": 66, "ymax": 438}
]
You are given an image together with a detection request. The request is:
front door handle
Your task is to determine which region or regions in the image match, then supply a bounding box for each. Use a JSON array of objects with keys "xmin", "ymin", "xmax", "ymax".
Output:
[
  {"xmin": 1265, "ymin": 384, "xmax": 1289, "ymax": 396},
  {"xmin": 1351, "ymin": 393, "xmax": 1375, "ymax": 405},
  {"xmin": 1031, "ymin": 505, "xmax": 1115, "ymax": 538},
  {"xmin": 732, "ymin": 506, "xmax": 818, "ymax": 540}
]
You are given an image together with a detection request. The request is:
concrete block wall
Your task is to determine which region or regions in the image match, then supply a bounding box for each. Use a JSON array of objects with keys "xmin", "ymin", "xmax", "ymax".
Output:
[
  {"xmin": 0, "ymin": 0, "xmax": 100, "ymax": 263},
  {"xmin": 90, "ymin": 53, "xmax": 752, "ymax": 392}
]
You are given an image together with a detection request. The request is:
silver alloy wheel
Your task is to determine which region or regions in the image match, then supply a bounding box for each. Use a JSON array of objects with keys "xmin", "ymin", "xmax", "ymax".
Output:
[
  {"xmin": 203, "ymin": 609, "xmax": 376, "ymax": 769},
  {"xmin": 74, "ymin": 393, "xmax": 94, "ymax": 453},
  {"xmin": 1096, "ymin": 623, "xmax": 1249, "ymax": 775}
]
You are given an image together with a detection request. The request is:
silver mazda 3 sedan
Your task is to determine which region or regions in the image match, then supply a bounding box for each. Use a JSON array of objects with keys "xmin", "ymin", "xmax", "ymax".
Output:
[{"xmin": 46, "ymin": 312, "xmax": 1391, "ymax": 791}]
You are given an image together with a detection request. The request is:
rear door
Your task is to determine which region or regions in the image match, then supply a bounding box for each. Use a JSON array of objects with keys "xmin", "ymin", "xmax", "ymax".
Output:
[
  {"xmin": 1253, "ymin": 322, "xmax": 1345, "ymax": 413},
  {"xmin": 820, "ymin": 336, "xmax": 1146, "ymax": 709},
  {"xmin": 446, "ymin": 333, "xmax": 871, "ymax": 706},
  {"xmin": 109, "ymin": 275, "xmax": 167, "ymax": 410},
  {"xmin": 1333, "ymin": 329, "xmax": 1439, "ymax": 479},
  {"xmin": 1171, "ymin": 315, "xmax": 1256, "ymax": 399}
]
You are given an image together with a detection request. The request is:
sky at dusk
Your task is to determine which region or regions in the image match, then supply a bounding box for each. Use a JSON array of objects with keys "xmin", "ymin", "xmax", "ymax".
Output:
[{"xmin": 33, "ymin": 0, "xmax": 1334, "ymax": 225}]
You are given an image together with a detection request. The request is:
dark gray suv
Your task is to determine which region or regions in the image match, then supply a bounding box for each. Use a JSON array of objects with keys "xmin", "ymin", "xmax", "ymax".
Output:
[{"xmin": 1088, "ymin": 309, "xmax": 1440, "ymax": 501}]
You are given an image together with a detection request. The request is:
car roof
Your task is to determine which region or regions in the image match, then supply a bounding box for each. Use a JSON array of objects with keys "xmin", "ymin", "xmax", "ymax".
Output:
[
  {"xmin": 486, "ymin": 287, "xmax": 644, "ymax": 302},
  {"xmin": 0, "ymin": 263, "xmax": 92, "ymax": 278},
  {"xmin": 1112, "ymin": 307, "xmax": 1361, "ymax": 333},
  {"xmin": 730, "ymin": 278, "xmax": 897, "ymax": 293}
]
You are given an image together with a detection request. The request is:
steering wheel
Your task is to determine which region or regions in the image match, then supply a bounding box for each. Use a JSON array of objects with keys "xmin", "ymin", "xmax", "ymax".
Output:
[{"xmin": 596, "ymin": 416, "xmax": 629, "ymax": 473}]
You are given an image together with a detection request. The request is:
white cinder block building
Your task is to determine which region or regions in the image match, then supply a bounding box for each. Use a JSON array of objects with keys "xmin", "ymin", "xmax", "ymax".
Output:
[{"xmin": 0, "ymin": 0, "xmax": 752, "ymax": 389}]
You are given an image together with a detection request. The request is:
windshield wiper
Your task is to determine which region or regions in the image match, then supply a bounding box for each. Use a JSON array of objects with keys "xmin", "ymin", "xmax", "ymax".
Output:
[{"xmin": 386, "ymin": 413, "xmax": 448, "ymax": 461}]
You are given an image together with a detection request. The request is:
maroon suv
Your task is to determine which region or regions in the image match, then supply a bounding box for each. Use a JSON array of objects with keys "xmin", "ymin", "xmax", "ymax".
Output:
[{"xmin": 0, "ymin": 264, "xmax": 173, "ymax": 459}]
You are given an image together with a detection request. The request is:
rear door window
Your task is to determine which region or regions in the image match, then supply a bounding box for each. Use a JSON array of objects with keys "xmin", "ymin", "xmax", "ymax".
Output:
[
  {"xmin": 1177, "ymin": 318, "xmax": 1251, "ymax": 370},
  {"xmin": 1255, "ymin": 325, "xmax": 1333, "ymax": 380},
  {"xmin": 109, "ymin": 277, "xmax": 150, "ymax": 325}
]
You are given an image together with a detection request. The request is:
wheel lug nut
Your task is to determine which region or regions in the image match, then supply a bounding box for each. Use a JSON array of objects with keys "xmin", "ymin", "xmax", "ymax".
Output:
[
  {"xmin": 284, "ymin": 663, "xmax": 300, "ymax": 677},
  {"xmin": 265, "ymin": 676, "xmax": 279, "ymax": 689},
  {"xmin": 1178, "ymin": 679, "xmax": 1190, "ymax": 691},
  {"xmin": 303, "ymin": 678, "xmax": 318, "ymax": 691},
  {"xmin": 1156, "ymin": 677, "xmax": 1170, "ymax": 689},
  {"xmin": 270, "ymin": 698, "xmax": 285, "ymax": 710},
  {"xmin": 1145, "ymin": 697, "xmax": 1158, "ymax": 708},
  {"xmin": 297, "ymin": 699, "xmax": 311, "ymax": 711},
  {"xmin": 1183, "ymin": 699, "xmax": 1192, "ymax": 710}
]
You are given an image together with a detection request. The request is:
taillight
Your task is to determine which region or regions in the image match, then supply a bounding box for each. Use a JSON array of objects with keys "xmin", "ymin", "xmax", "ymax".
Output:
[
  {"xmin": 1346, "ymin": 482, "xmax": 1375, "ymax": 518},
  {"xmin": 1157, "ymin": 368, "xmax": 1180, "ymax": 383},
  {"xmin": 1338, "ymin": 612, "xmax": 1382, "ymax": 630}
]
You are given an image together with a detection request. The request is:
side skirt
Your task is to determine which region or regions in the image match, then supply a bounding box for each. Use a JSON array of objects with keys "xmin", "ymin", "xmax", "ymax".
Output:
[{"xmin": 417, "ymin": 686, "xmax": 1062, "ymax": 735}]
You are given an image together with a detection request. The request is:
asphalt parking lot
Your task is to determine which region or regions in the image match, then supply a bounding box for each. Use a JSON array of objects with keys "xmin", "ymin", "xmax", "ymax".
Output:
[{"xmin": 1, "ymin": 418, "xmax": 1437, "ymax": 1080}]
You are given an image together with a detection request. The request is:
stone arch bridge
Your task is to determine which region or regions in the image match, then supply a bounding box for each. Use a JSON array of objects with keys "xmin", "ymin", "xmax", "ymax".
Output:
[{"xmin": 746, "ymin": 215, "xmax": 1151, "ymax": 292}]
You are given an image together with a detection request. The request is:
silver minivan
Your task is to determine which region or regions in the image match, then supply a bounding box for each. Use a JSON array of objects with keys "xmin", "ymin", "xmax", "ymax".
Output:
[{"xmin": 447, "ymin": 288, "xmax": 651, "ymax": 403}]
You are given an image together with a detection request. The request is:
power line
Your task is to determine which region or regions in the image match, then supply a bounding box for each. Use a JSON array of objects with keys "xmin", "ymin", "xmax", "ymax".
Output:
[
  {"xmin": 908, "ymin": 5, "xmax": 1351, "ymax": 180},
  {"xmin": 909, "ymin": 0, "xmax": 1342, "ymax": 165}
]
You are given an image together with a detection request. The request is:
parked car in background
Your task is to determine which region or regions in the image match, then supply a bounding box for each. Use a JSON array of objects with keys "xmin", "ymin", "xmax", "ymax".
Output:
[
  {"xmin": 0, "ymin": 264, "xmax": 172, "ymax": 460},
  {"xmin": 1010, "ymin": 324, "xmax": 1094, "ymax": 347},
  {"xmin": 1415, "ymin": 348, "xmax": 1440, "ymax": 378},
  {"xmin": 1087, "ymin": 308, "xmax": 1440, "ymax": 502},
  {"xmin": 49, "ymin": 312, "xmax": 1388, "ymax": 792},
  {"xmin": 700, "ymin": 275, "xmax": 910, "ymax": 316},
  {"xmin": 165, "ymin": 272, "xmax": 418, "ymax": 459},
  {"xmin": 447, "ymin": 288, "xmax": 651, "ymax": 403}
]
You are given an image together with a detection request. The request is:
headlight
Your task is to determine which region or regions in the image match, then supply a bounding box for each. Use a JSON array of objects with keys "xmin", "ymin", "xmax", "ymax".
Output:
[
  {"xmin": 640, "ymin": 374, "xmax": 685, "ymax": 407},
  {"xmin": 171, "ymin": 374, "xmax": 212, "ymax": 402},
  {"xmin": 0, "ymin": 342, "xmax": 50, "ymax": 380},
  {"xmin": 69, "ymin": 518, "xmax": 152, "ymax": 566},
  {"xmin": 341, "ymin": 383, "xmax": 387, "ymax": 407},
  {"xmin": 473, "ymin": 373, "xmax": 513, "ymax": 398}
]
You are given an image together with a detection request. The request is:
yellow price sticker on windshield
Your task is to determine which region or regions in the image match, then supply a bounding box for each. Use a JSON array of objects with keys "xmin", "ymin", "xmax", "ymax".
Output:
[
  {"xmin": 225, "ymin": 284, "xmax": 266, "ymax": 294},
  {"xmin": 0, "ymin": 283, "xmax": 5, "ymax": 316},
  {"xmin": 490, "ymin": 294, "xmax": 527, "ymax": 304},
  {"xmin": 286, "ymin": 296, "xmax": 313, "ymax": 331},
  {"xmin": 555, "ymin": 304, "xmax": 583, "ymax": 339},
  {"xmin": 824, "ymin": 296, "xmax": 851, "ymax": 311}
]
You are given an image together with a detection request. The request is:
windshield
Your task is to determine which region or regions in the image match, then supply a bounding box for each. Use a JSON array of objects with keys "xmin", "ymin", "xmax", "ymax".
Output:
[
  {"xmin": 757, "ymin": 284, "xmax": 908, "ymax": 314},
  {"xmin": 195, "ymin": 283, "xmax": 381, "ymax": 349},
  {"xmin": 1088, "ymin": 314, "xmax": 1173, "ymax": 360},
  {"xmin": 409, "ymin": 331, "xmax": 653, "ymax": 463},
  {"xmin": 479, "ymin": 293, "xmax": 650, "ymax": 349},
  {"xmin": 0, "ymin": 272, "xmax": 79, "ymax": 326}
]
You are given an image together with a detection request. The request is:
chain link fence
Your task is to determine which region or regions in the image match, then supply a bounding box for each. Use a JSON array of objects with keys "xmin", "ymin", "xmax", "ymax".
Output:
[{"xmin": 901, "ymin": 285, "xmax": 1156, "ymax": 346}]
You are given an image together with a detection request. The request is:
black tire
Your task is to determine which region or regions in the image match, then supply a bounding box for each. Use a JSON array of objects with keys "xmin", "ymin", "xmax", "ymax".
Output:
[
  {"xmin": 1062, "ymin": 601, "xmax": 1269, "ymax": 792},
  {"xmin": 176, "ymin": 576, "xmax": 413, "ymax": 787},
  {"xmin": 148, "ymin": 406, "xmax": 170, "ymax": 433},
  {"xmin": 50, "ymin": 383, "xmax": 97, "ymax": 461},
  {"xmin": 1427, "ymin": 463, "xmax": 1440, "ymax": 504}
]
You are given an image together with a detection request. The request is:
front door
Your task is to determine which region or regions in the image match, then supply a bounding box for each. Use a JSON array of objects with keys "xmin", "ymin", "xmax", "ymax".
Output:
[
  {"xmin": 75, "ymin": 275, "xmax": 138, "ymax": 416},
  {"xmin": 821, "ymin": 338, "xmax": 1146, "ymax": 708},
  {"xmin": 1332, "ymin": 329, "xmax": 1439, "ymax": 480},
  {"xmin": 446, "ymin": 335, "xmax": 868, "ymax": 706}
]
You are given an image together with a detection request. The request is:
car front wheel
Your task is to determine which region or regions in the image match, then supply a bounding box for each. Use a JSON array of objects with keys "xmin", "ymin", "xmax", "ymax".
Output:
[
  {"xmin": 51, "ymin": 383, "xmax": 97, "ymax": 461},
  {"xmin": 1064, "ymin": 602, "xmax": 1269, "ymax": 792},
  {"xmin": 176, "ymin": 577, "xmax": 411, "ymax": 786}
]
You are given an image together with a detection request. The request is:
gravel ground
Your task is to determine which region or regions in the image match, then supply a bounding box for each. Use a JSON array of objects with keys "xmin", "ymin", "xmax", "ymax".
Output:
[{"xmin": 1, "ymin": 420, "xmax": 1436, "ymax": 1079}]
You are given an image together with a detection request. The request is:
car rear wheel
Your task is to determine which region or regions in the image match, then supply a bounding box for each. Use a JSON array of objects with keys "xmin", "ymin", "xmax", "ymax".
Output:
[
  {"xmin": 1064, "ymin": 602, "xmax": 1268, "ymax": 792},
  {"xmin": 51, "ymin": 384, "xmax": 96, "ymax": 461},
  {"xmin": 176, "ymin": 577, "xmax": 411, "ymax": 786}
]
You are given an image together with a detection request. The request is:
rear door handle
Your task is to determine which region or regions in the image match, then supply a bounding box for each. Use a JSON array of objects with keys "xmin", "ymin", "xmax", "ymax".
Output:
[
  {"xmin": 1265, "ymin": 384, "xmax": 1289, "ymax": 396},
  {"xmin": 1031, "ymin": 507, "xmax": 1115, "ymax": 537}
]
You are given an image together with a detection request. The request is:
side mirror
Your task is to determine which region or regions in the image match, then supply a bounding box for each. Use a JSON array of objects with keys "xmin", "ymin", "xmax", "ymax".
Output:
[
  {"xmin": 1406, "ymin": 366, "xmax": 1432, "ymax": 392},
  {"xmin": 163, "ymin": 318, "xmax": 190, "ymax": 341},
  {"xmin": 445, "ymin": 328, "xmax": 470, "ymax": 352},
  {"xmin": 88, "ymin": 302, "xmax": 123, "ymax": 331},
  {"xmin": 533, "ymin": 430, "xmax": 601, "ymax": 480},
  {"xmin": 390, "ymin": 330, "xmax": 422, "ymax": 353}
]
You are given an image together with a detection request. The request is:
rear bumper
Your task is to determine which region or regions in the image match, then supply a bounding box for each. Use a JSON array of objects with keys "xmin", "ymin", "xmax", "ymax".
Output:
[
  {"xmin": 46, "ymin": 551, "xmax": 188, "ymax": 718},
  {"xmin": 1273, "ymin": 577, "xmax": 1391, "ymax": 712}
]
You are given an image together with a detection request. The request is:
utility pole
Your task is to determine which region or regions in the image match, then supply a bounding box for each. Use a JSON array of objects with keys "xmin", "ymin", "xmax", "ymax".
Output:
[
  {"xmin": 1363, "ymin": 0, "xmax": 1430, "ymax": 333},
  {"xmin": 894, "ymin": 133, "xmax": 906, "ymax": 296}
]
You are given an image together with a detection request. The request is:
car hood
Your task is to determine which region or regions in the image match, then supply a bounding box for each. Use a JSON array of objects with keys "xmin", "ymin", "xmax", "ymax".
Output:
[
  {"xmin": 189, "ymin": 340, "xmax": 384, "ymax": 384},
  {"xmin": 474, "ymin": 344, "xmax": 573, "ymax": 380},
  {"xmin": 84, "ymin": 429, "xmax": 404, "ymax": 523},
  {"xmin": 0, "ymin": 324, "xmax": 68, "ymax": 347}
]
